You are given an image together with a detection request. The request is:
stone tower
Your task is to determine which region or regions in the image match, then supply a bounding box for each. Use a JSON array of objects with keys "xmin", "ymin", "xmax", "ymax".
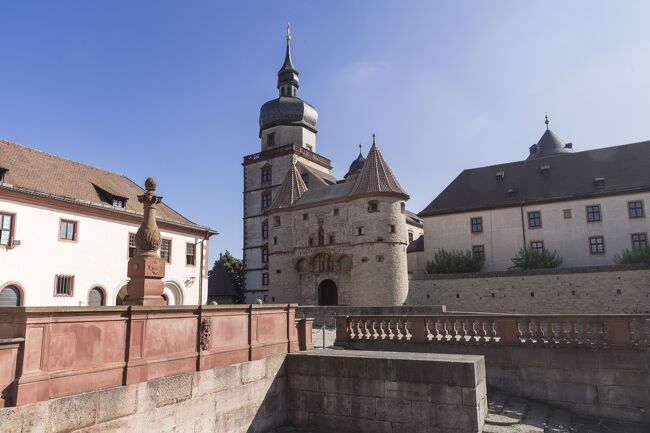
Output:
[{"xmin": 242, "ymin": 26, "xmax": 333, "ymax": 302}]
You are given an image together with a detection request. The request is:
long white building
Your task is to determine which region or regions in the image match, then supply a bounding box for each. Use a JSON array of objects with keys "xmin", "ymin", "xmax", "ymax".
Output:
[
  {"xmin": 415, "ymin": 123, "xmax": 650, "ymax": 273},
  {"xmin": 0, "ymin": 139, "xmax": 216, "ymax": 306}
]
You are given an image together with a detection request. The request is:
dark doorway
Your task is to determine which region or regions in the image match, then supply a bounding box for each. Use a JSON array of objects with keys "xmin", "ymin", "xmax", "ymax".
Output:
[{"xmin": 318, "ymin": 279, "xmax": 338, "ymax": 305}]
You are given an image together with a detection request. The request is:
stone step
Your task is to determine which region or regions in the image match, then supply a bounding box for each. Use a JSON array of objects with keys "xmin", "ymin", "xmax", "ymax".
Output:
[
  {"xmin": 545, "ymin": 407, "xmax": 573, "ymax": 433},
  {"xmin": 486, "ymin": 395, "xmax": 528, "ymax": 426},
  {"xmin": 487, "ymin": 389, "xmax": 509, "ymax": 414}
]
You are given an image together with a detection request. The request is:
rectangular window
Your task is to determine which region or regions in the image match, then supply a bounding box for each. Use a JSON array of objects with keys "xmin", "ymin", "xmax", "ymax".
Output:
[
  {"xmin": 186, "ymin": 243, "xmax": 196, "ymax": 265},
  {"xmin": 261, "ymin": 221, "xmax": 269, "ymax": 239},
  {"xmin": 128, "ymin": 233, "xmax": 137, "ymax": 258},
  {"xmin": 161, "ymin": 239, "xmax": 172, "ymax": 263},
  {"xmin": 563, "ymin": 209, "xmax": 572, "ymax": 219},
  {"xmin": 261, "ymin": 166, "xmax": 272, "ymax": 183},
  {"xmin": 261, "ymin": 192, "xmax": 272, "ymax": 209},
  {"xmin": 266, "ymin": 133, "xmax": 275, "ymax": 147},
  {"xmin": 589, "ymin": 236, "xmax": 605, "ymax": 254},
  {"xmin": 389, "ymin": 224, "xmax": 396, "ymax": 234},
  {"xmin": 273, "ymin": 216, "xmax": 281, "ymax": 227},
  {"xmin": 59, "ymin": 220, "xmax": 77, "ymax": 241},
  {"xmin": 628, "ymin": 201, "xmax": 644, "ymax": 218},
  {"xmin": 586, "ymin": 205, "xmax": 601, "ymax": 222},
  {"xmin": 527, "ymin": 211, "xmax": 542, "ymax": 228},
  {"xmin": 329, "ymin": 235, "xmax": 335, "ymax": 244},
  {"xmin": 302, "ymin": 213, "xmax": 309, "ymax": 221},
  {"xmin": 262, "ymin": 273, "xmax": 269, "ymax": 286},
  {"xmin": 472, "ymin": 245, "xmax": 485, "ymax": 260},
  {"xmin": 54, "ymin": 275, "xmax": 74, "ymax": 296},
  {"xmin": 0, "ymin": 168, "xmax": 6, "ymax": 184},
  {"xmin": 261, "ymin": 246, "xmax": 268, "ymax": 263},
  {"xmin": 308, "ymin": 237, "xmax": 314, "ymax": 247},
  {"xmin": 470, "ymin": 217, "xmax": 483, "ymax": 233},
  {"xmin": 112, "ymin": 198, "xmax": 125, "ymax": 208},
  {"xmin": 356, "ymin": 226, "xmax": 364, "ymax": 236},
  {"xmin": 408, "ymin": 231, "xmax": 414, "ymax": 243},
  {"xmin": 333, "ymin": 208, "xmax": 339, "ymax": 216},
  {"xmin": 0, "ymin": 213, "xmax": 14, "ymax": 246},
  {"xmin": 530, "ymin": 240, "xmax": 544, "ymax": 252},
  {"xmin": 367, "ymin": 200, "xmax": 379, "ymax": 212},
  {"xmin": 273, "ymin": 236, "xmax": 278, "ymax": 245},
  {"xmin": 631, "ymin": 233, "xmax": 648, "ymax": 250}
]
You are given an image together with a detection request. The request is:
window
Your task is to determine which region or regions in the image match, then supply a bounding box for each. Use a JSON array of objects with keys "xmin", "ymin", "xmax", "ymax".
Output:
[
  {"xmin": 400, "ymin": 202, "xmax": 405, "ymax": 213},
  {"xmin": 470, "ymin": 217, "xmax": 483, "ymax": 233},
  {"xmin": 389, "ymin": 224, "xmax": 396, "ymax": 234},
  {"xmin": 527, "ymin": 211, "xmax": 542, "ymax": 228},
  {"xmin": 88, "ymin": 287, "xmax": 105, "ymax": 306},
  {"xmin": 112, "ymin": 198, "xmax": 125, "ymax": 208},
  {"xmin": 273, "ymin": 216, "xmax": 281, "ymax": 227},
  {"xmin": 186, "ymin": 243, "xmax": 196, "ymax": 265},
  {"xmin": 261, "ymin": 221, "xmax": 269, "ymax": 239},
  {"xmin": 563, "ymin": 209, "xmax": 572, "ymax": 219},
  {"xmin": 266, "ymin": 133, "xmax": 275, "ymax": 147},
  {"xmin": 472, "ymin": 245, "xmax": 485, "ymax": 260},
  {"xmin": 0, "ymin": 168, "xmax": 6, "ymax": 184},
  {"xmin": 55, "ymin": 275, "xmax": 74, "ymax": 296},
  {"xmin": 261, "ymin": 246, "xmax": 268, "ymax": 263},
  {"xmin": 333, "ymin": 208, "xmax": 339, "ymax": 216},
  {"xmin": 356, "ymin": 227, "xmax": 364, "ymax": 236},
  {"xmin": 376, "ymin": 255, "xmax": 384, "ymax": 262},
  {"xmin": 302, "ymin": 213, "xmax": 309, "ymax": 221},
  {"xmin": 329, "ymin": 235, "xmax": 335, "ymax": 244},
  {"xmin": 262, "ymin": 273, "xmax": 269, "ymax": 286},
  {"xmin": 530, "ymin": 240, "xmax": 544, "ymax": 252},
  {"xmin": 631, "ymin": 233, "xmax": 648, "ymax": 250},
  {"xmin": 59, "ymin": 220, "xmax": 77, "ymax": 241},
  {"xmin": 589, "ymin": 236, "xmax": 605, "ymax": 254},
  {"xmin": 128, "ymin": 233, "xmax": 137, "ymax": 258},
  {"xmin": 305, "ymin": 144, "xmax": 313, "ymax": 152},
  {"xmin": 0, "ymin": 285, "xmax": 20, "ymax": 306},
  {"xmin": 308, "ymin": 237, "xmax": 314, "ymax": 247},
  {"xmin": 261, "ymin": 191, "xmax": 272, "ymax": 209},
  {"xmin": 0, "ymin": 213, "xmax": 14, "ymax": 246},
  {"xmin": 408, "ymin": 231, "xmax": 414, "ymax": 243},
  {"xmin": 261, "ymin": 166, "xmax": 272, "ymax": 183},
  {"xmin": 273, "ymin": 236, "xmax": 278, "ymax": 245},
  {"xmin": 628, "ymin": 201, "xmax": 644, "ymax": 219},
  {"xmin": 161, "ymin": 239, "xmax": 172, "ymax": 263},
  {"xmin": 586, "ymin": 205, "xmax": 601, "ymax": 222},
  {"xmin": 367, "ymin": 200, "xmax": 379, "ymax": 213},
  {"xmin": 301, "ymin": 173, "xmax": 309, "ymax": 186},
  {"xmin": 318, "ymin": 226, "xmax": 324, "ymax": 246}
]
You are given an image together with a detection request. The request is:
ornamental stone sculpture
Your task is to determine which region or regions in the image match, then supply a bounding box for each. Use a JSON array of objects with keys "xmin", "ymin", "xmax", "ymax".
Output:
[{"xmin": 124, "ymin": 177, "xmax": 167, "ymax": 305}]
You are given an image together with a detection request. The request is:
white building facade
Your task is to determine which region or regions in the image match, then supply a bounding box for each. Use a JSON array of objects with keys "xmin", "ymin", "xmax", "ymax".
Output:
[
  {"xmin": 0, "ymin": 139, "xmax": 215, "ymax": 307},
  {"xmin": 416, "ymin": 126, "xmax": 650, "ymax": 273}
]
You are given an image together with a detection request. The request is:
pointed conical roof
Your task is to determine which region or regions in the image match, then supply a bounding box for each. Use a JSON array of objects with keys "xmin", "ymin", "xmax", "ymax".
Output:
[
  {"xmin": 526, "ymin": 116, "xmax": 575, "ymax": 160},
  {"xmin": 344, "ymin": 152, "xmax": 366, "ymax": 179},
  {"xmin": 351, "ymin": 143, "xmax": 409, "ymax": 198},
  {"xmin": 269, "ymin": 161, "xmax": 308, "ymax": 210}
]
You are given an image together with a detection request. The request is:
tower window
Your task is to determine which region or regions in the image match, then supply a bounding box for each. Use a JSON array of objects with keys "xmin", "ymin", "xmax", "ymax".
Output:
[
  {"xmin": 389, "ymin": 224, "xmax": 396, "ymax": 234},
  {"xmin": 470, "ymin": 217, "xmax": 483, "ymax": 233},
  {"xmin": 261, "ymin": 191, "xmax": 272, "ymax": 209},
  {"xmin": 308, "ymin": 237, "xmax": 314, "ymax": 247},
  {"xmin": 329, "ymin": 235, "xmax": 335, "ymax": 244},
  {"xmin": 333, "ymin": 208, "xmax": 339, "ymax": 216},
  {"xmin": 367, "ymin": 200, "xmax": 379, "ymax": 213},
  {"xmin": 0, "ymin": 168, "xmax": 7, "ymax": 183},
  {"xmin": 356, "ymin": 227, "xmax": 365, "ymax": 236},
  {"xmin": 273, "ymin": 216, "xmax": 281, "ymax": 227},
  {"xmin": 273, "ymin": 236, "xmax": 278, "ymax": 245},
  {"xmin": 302, "ymin": 213, "xmax": 309, "ymax": 221},
  {"xmin": 112, "ymin": 198, "xmax": 125, "ymax": 208},
  {"xmin": 262, "ymin": 273, "xmax": 269, "ymax": 286},
  {"xmin": 261, "ymin": 246, "xmax": 268, "ymax": 263},
  {"xmin": 408, "ymin": 231, "xmax": 413, "ymax": 243},
  {"xmin": 266, "ymin": 133, "xmax": 275, "ymax": 147},
  {"xmin": 261, "ymin": 166, "xmax": 272, "ymax": 183},
  {"xmin": 262, "ymin": 220, "xmax": 269, "ymax": 239}
]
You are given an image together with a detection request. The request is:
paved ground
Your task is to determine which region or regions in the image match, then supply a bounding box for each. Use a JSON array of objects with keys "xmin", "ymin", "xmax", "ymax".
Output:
[{"xmin": 269, "ymin": 389, "xmax": 649, "ymax": 433}]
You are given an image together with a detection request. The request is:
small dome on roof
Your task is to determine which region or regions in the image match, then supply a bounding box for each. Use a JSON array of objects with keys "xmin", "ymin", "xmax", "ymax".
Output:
[
  {"xmin": 344, "ymin": 152, "xmax": 366, "ymax": 179},
  {"xmin": 527, "ymin": 116, "xmax": 575, "ymax": 160}
]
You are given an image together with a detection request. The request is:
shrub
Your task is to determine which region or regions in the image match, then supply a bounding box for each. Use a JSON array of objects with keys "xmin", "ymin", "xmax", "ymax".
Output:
[
  {"xmin": 426, "ymin": 249, "xmax": 483, "ymax": 274},
  {"xmin": 614, "ymin": 247, "xmax": 650, "ymax": 265},
  {"xmin": 509, "ymin": 246, "xmax": 563, "ymax": 270}
]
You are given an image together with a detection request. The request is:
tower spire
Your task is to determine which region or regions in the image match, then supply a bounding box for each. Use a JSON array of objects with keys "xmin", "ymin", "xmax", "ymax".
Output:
[
  {"xmin": 545, "ymin": 113, "xmax": 549, "ymax": 130},
  {"xmin": 358, "ymin": 143, "xmax": 362, "ymax": 156},
  {"xmin": 278, "ymin": 24, "xmax": 299, "ymax": 97}
]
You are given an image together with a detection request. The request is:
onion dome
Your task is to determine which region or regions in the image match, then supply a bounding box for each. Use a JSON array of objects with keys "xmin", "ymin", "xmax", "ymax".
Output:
[
  {"xmin": 259, "ymin": 24, "xmax": 318, "ymax": 136},
  {"xmin": 526, "ymin": 115, "xmax": 575, "ymax": 160},
  {"xmin": 344, "ymin": 146, "xmax": 366, "ymax": 179}
]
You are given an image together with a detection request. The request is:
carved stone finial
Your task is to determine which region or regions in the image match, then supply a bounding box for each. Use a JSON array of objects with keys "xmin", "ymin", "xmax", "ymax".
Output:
[
  {"xmin": 135, "ymin": 178, "xmax": 163, "ymax": 256},
  {"xmin": 145, "ymin": 177, "xmax": 157, "ymax": 192}
]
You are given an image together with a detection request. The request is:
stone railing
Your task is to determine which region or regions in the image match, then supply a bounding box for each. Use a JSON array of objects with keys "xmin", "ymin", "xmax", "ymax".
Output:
[
  {"xmin": 243, "ymin": 143, "xmax": 332, "ymax": 168},
  {"xmin": 335, "ymin": 314, "xmax": 650, "ymax": 349},
  {"xmin": 0, "ymin": 304, "xmax": 313, "ymax": 407}
]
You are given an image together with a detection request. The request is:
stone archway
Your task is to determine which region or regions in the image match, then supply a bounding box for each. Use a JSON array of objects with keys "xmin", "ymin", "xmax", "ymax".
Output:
[{"xmin": 318, "ymin": 279, "xmax": 338, "ymax": 306}]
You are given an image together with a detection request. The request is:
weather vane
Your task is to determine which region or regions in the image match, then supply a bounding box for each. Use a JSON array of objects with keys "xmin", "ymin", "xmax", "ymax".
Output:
[
  {"xmin": 286, "ymin": 22, "xmax": 291, "ymax": 43},
  {"xmin": 358, "ymin": 143, "xmax": 362, "ymax": 155},
  {"xmin": 545, "ymin": 113, "xmax": 549, "ymax": 130},
  {"xmin": 372, "ymin": 133, "xmax": 376, "ymax": 145}
]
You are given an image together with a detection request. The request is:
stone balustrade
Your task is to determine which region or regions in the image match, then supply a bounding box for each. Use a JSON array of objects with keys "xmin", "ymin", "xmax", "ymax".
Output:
[
  {"xmin": 335, "ymin": 314, "xmax": 650, "ymax": 349},
  {"xmin": 0, "ymin": 304, "xmax": 313, "ymax": 408}
]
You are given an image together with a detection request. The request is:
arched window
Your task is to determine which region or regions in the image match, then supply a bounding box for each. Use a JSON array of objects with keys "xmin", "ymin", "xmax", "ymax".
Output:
[
  {"xmin": 318, "ymin": 226, "xmax": 325, "ymax": 246},
  {"xmin": 0, "ymin": 285, "xmax": 21, "ymax": 306},
  {"xmin": 88, "ymin": 287, "xmax": 105, "ymax": 306}
]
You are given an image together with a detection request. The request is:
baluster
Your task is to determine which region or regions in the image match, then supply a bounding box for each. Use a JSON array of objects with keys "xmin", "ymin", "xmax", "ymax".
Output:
[
  {"xmin": 595, "ymin": 318, "xmax": 607, "ymax": 347},
  {"xmin": 379, "ymin": 319, "xmax": 387, "ymax": 341},
  {"xmin": 467, "ymin": 320, "xmax": 477, "ymax": 344},
  {"xmin": 424, "ymin": 319, "xmax": 432, "ymax": 342},
  {"xmin": 396, "ymin": 319, "xmax": 404, "ymax": 341},
  {"xmin": 387, "ymin": 319, "xmax": 394, "ymax": 341},
  {"xmin": 405, "ymin": 319, "xmax": 413, "ymax": 341},
  {"xmin": 433, "ymin": 319, "xmax": 442, "ymax": 342},
  {"xmin": 478, "ymin": 320, "xmax": 487, "ymax": 344}
]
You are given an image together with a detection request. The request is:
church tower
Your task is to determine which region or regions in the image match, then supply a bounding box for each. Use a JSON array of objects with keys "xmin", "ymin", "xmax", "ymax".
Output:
[{"xmin": 242, "ymin": 25, "xmax": 333, "ymax": 302}]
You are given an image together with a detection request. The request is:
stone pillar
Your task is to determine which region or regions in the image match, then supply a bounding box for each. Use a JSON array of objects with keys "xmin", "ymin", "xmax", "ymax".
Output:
[{"xmin": 124, "ymin": 177, "xmax": 167, "ymax": 306}]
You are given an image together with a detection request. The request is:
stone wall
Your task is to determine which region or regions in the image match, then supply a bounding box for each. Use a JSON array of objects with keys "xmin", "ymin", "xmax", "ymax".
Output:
[
  {"xmin": 286, "ymin": 349, "xmax": 487, "ymax": 433},
  {"xmin": 339, "ymin": 342, "xmax": 650, "ymax": 423},
  {"xmin": 0, "ymin": 354, "xmax": 287, "ymax": 433},
  {"xmin": 296, "ymin": 305, "xmax": 446, "ymax": 328},
  {"xmin": 408, "ymin": 266, "xmax": 650, "ymax": 314}
]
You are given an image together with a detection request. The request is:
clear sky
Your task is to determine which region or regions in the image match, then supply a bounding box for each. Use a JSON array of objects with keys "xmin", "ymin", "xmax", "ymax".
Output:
[{"xmin": 2, "ymin": 1, "xmax": 650, "ymax": 263}]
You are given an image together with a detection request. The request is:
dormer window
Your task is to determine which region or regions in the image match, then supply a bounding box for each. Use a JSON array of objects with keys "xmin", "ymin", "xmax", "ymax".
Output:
[
  {"xmin": 495, "ymin": 170, "xmax": 505, "ymax": 180},
  {"xmin": 267, "ymin": 133, "xmax": 275, "ymax": 147},
  {"xmin": 593, "ymin": 177, "xmax": 606, "ymax": 187},
  {"xmin": 507, "ymin": 188, "xmax": 517, "ymax": 198},
  {"xmin": 540, "ymin": 164, "xmax": 550, "ymax": 174},
  {"xmin": 112, "ymin": 198, "xmax": 125, "ymax": 208},
  {"xmin": 93, "ymin": 184, "xmax": 127, "ymax": 208}
]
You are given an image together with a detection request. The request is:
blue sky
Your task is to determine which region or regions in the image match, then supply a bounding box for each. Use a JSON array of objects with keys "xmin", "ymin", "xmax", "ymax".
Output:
[{"xmin": 2, "ymin": 1, "xmax": 650, "ymax": 263}]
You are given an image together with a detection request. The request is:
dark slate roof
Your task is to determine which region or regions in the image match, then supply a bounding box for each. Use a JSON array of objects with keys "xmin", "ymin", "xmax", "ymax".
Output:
[
  {"xmin": 407, "ymin": 235, "xmax": 424, "ymax": 253},
  {"xmin": 292, "ymin": 181, "xmax": 355, "ymax": 207},
  {"xmin": 259, "ymin": 96, "xmax": 318, "ymax": 134},
  {"xmin": 297, "ymin": 161, "xmax": 337, "ymax": 185},
  {"xmin": 344, "ymin": 153, "xmax": 366, "ymax": 179},
  {"xmin": 527, "ymin": 129, "xmax": 575, "ymax": 160},
  {"xmin": 420, "ymin": 140, "xmax": 650, "ymax": 217},
  {"xmin": 406, "ymin": 210, "xmax": 423, "ymax": 228}
]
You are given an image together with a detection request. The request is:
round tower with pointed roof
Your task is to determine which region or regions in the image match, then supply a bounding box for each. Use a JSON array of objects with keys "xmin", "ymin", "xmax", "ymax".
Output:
[{"xmin": 526, "ymin": 115, "xmax": 575, "ymax": 159}]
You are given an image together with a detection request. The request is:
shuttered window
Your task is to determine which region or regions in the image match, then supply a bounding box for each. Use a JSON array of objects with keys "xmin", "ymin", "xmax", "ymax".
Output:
[
  {"xmin": 55, "ymin": 275, "xmax": 74, "ymax": 296},
  {"xmin": 128, "ymin": 233, "xmax": 137, "ymax": 258},
  {"xmin": 161, "ymin": 239, "xmax": 171, "ymax": 263},
  {"xmin": 0, "ymin": 213, "xmax": 13, "ymax": 245},
  {"xmin": 186, "ymin": 243, "xmax": 196, "ymax": 265},
  {"xmin": 0, "ymin": 285, "xmax": 20, "ymax": 306}
]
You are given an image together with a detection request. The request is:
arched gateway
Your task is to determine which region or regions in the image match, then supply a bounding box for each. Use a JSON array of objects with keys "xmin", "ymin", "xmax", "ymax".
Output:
[{"xmin": 318, "ymin": 279, "xmax": 338, "ymax": 306}]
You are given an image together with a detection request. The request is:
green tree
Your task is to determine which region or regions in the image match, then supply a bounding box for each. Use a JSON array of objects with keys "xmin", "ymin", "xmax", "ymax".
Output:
[
  {"xmin": 614, "ymin": 247, "xmax": 650, "ymax": 265},
  {"xmin": 425, "ymin": 249, "xmax": 483, "ymax": 274},
  {"xmin": 510, "ymin": 246, "xmax": 563, "ymax": 270}
]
